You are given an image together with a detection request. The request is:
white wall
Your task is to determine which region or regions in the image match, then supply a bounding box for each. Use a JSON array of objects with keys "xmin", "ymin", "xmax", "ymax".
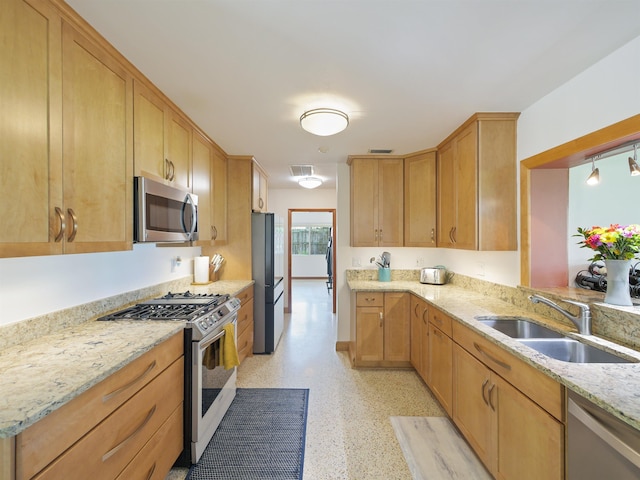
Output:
[
  {"xmin": 0, "ymin": 243, "xmax": 199, "ymax": 326},
  {"xmin": 266, "ymin": 187, "xmax": 338, "ymax": 309}
]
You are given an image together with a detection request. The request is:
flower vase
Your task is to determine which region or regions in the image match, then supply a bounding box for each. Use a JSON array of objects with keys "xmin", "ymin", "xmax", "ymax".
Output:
[{"xmin": 604, "ymin": 259, "xmax": 633, "ymax": 306}]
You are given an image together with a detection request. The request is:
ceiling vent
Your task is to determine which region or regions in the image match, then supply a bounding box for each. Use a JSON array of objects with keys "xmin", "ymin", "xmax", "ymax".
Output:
[
  {"xmin": 368, "ymin": 149, "xmax": 393, "ymax": 154},
  {"xmin": 289, "ymin": 164, "xmax": 314, "ymax": 177}
]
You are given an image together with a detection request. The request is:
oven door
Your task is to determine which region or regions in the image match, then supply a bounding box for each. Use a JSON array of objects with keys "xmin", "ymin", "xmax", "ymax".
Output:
[{"xmin": 191, "ymin": 316, "xmax": 237, "ymax": 463}]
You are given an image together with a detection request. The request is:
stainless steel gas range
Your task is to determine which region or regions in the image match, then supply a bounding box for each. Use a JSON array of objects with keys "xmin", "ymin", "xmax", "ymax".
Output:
[{"xmin": 99, "ymin": 291, "xmax": 241, "ymax": 464}]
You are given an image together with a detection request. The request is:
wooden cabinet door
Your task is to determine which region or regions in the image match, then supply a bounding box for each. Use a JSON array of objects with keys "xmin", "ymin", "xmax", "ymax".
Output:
[
  {"xmin": 61, "ymin": 21, "xmax": 132, "ymax": 254},
  {"xmin": 454, "ymin": 123, "xmax": 478, "ymax": 250},
  {"xmin": 378, "ymin": 159, "xmax": 404, "ymax": 247},
  {"xmin": 495, "ymin": 377, "xmax": 563, "ymax": 480},
  {"xmin": 453, "ymin": 344, "xmax": 494, "ymax": 471},
  {"xmin": 350, "ymin": 158, "xmax": 378, "ymax": 246},
  {"xmin": 404, "ymin": 151, "xmax": 437, "ymax": 247},
  {"xmin": 437, "ymin": 141, "xmax": 456, "ymax": 248},
  {"xmin": 0, "ymin": 0, "xmax": 63, "ymax": 258},
  {"xmin": 428, "ymin": 323, "xmax": 453, "ymax": 415},
  {"xmin": 410, "ymin": 296, "xmax": 429, "ymax": 381},
  {"xmin": 355, "ymin": 306, "xmax": 384, "ymax": 363},
  {"xmin": 192, "ymin": 130, "xmax": 212, "ymax": 243},
  {"xmin": 251, "ymin": 161, "xmax": 268, "ymax": 212},
  {"xmin": 383, "ymin": 292, "xmax": 410, "ymax": 362},
  {"xmin": 211, "ymin": 148, "xmax": 228, "ymax": 244},
  {"xmin": 133, "ymin": 79, "xmax": 165, "ymax": 180},
  {"xmin": 167, "ymin": 109, "xmax": 191, "ymax": 190}
]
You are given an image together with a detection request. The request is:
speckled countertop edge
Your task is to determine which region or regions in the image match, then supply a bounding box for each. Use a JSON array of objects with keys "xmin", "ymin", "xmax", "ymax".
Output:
[
  {"xmin": 0, "ymin": 279, "xmax": 254, "ymax": 438},
  {"xmin": 348, "ymin": 279, "xmax": 640, "ymax": 432}
]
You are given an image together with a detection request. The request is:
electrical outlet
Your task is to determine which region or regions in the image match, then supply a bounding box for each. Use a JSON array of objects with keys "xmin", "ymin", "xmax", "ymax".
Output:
[
  {"xmin": 477, "ymin": 262, "xmax": 485, "ymax": 277},
  {"xmin": 352, "ymin": 257, "xmax": 361, "ymax": 267},
  {"xmin": 416, "ymin": 257, "xmax": 424, "ymax": 267}
]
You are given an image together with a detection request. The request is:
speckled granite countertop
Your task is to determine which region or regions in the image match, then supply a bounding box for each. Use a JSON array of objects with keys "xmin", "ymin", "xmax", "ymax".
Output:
[
  {"xmin": 0, "ymin": 279, "xmax": 253, "ymax": 438},
  {"xmin": 348, "ymin": 279, "xmax": 640, "ymax": 432}
]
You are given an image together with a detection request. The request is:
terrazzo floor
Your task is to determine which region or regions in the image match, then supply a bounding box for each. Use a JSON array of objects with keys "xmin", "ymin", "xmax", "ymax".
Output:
[{"xmin": 167, "ymin": 279, "xmax": 450, "ymax": 480}]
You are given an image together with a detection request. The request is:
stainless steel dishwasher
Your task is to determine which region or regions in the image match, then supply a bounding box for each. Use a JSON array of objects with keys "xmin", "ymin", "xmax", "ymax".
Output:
[{"xmin": 568, "ymin": 391, "xmax": 640, "ymax": 479}]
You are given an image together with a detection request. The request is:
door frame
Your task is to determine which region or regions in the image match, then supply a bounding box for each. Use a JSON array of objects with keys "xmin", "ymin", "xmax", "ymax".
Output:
[{"xmin": 287, "ymin": 208, "xmax": 336, "ymax": 314}]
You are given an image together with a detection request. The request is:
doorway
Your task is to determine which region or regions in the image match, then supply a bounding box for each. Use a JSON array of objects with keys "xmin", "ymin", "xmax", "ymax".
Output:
[{"xmin": 287, "ymin": 209, "xmax": 336, "ymax": 314}]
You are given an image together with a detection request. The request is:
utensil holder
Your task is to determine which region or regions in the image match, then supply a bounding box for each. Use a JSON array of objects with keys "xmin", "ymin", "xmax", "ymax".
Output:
[{"xmin": 378, "ymin": 267, "xmax": 391, "ymax": 282}]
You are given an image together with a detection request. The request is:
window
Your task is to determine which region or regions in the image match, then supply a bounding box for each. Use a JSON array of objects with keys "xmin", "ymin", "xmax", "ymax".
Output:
[{"xmin": 292, "ymin": 226, "xmax": 331, "ymax": 255}]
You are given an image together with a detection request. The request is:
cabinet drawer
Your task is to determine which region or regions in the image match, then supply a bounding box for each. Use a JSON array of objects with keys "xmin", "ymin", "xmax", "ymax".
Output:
[
  {"xmin": 237, "ymin": 301, "xmax": 253, "ymax": 333},
  {"xmin": 16, "ymin": 333, "xmax": 183, "ymax": 479},
  {"xmin": 429, "ymin": 307, "xmax": 452, "ymax": 337},
  {"xmin": 237, "ymin": 322, "xmax": 254, "ymax": 363},
  {"xmin": 452, "ymin": 322, "xmax": 563, "ymax": 421},
  {"xmin": 33, "ymin": 358, "xmax": 184, "ymax": 480},
  {"xmin": 235, "ymin": 285, "xmax": 254, "ymax": 305},
  {"xmin": 115, "ymin": 404, "xmax": 183, "ymax": 480},
  {"xmin": 356, "ymin": 292, "xmax": 384, "ymax": 307}
]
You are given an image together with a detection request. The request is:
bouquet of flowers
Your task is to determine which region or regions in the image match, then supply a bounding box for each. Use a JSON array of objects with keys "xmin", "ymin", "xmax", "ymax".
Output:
[{"xmin": 575, "ymin": 224, "xmax": 640, "ymax": 262}]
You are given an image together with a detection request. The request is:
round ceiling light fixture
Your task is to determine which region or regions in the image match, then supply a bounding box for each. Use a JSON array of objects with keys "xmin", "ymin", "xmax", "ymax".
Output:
[
  {"xmin": 298, "ymin": 176, "xmax": 323, "ymax": 189},
  {"xmin": 300, "ymin": 108, "xmax": 349, "ymax": 136}
]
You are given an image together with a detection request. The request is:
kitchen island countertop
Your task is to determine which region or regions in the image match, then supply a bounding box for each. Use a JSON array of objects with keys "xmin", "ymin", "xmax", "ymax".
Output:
[
  {"xmin": 0, "ymin": 279, "xmax": 254, "ymax": 438},
  {"xmin": 348, "ymin": 279, "xmax": 640, "ymax": 432}
]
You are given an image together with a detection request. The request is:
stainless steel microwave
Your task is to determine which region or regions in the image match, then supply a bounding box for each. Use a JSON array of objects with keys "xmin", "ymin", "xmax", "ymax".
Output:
[{"xmin": 134, "ymin": 176, "xmax": 198, "ymax": 243}]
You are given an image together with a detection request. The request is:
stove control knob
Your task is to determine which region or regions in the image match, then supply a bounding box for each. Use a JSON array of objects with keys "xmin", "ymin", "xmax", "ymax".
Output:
[{"xmin": 199, "ymin": 320, "xmax": 208, "ymax": 330}]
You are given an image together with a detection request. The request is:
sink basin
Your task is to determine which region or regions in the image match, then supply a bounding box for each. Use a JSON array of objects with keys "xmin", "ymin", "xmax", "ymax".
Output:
[
  {"xmin": 476, "ymin": 316, "xmax": 565, "ymax": 339},
  {"xmin": 518, "ymin": 338, "xmax": 636, "ymax": 364}
]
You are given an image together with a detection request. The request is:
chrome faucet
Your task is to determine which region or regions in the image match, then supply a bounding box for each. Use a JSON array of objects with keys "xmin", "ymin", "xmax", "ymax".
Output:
[{"xmin": 528, "ymin": 294, "xmax": 592, "ymax": 335}]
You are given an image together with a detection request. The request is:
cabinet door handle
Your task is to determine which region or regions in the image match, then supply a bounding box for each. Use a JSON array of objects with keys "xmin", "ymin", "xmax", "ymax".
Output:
[
  {"xmin": 379, "ymin": 229, "xmax": 383, "ymax": 241},
  {"xmin": 374, "ymin": 229, "xmax": 378, "ymax": 241},
  {"xmin": 414, "ymin": 303, "xmax": 419, "ymax": 317},
  {"xmin": 481, "ymin": 378, "xmax": 489, "ymax": 406},
  {"xmin": 170, "ymin": 160, "xmax": 175, "ymax": 181},
  {"xmin": 379, "ymin": 312, "xmax": 383, "ymax": 327},
  {"xmin": 422, "ymin": 309, "xmax": 428, "ymax": 324},
  {"xmin": 67, "ymin": 208, "xmax": 78, "ymax": 242},
  {"xmin": 452, "ymin": 227, "xmax": 457, "ymax": 243},
  {"xmin": 258, "ymin": 197, "xmax": 264, "ymax": 209},
  {"xmin": 473, "ymin": 342, "xmax": 512, "ymax": 371},
  {"xmin": 54, "ymin": 207, "xmax": 66, "ymax": 243},
  {"xmin": 431, "ymin": 228, "xmax": 435, "ymax": 243},
  {"xmin": 165, "ymin": 158, "xmax": 171, "ymax": 180},
  {"xmin": 102, "ymin": 360, "xmax": 157, "ymax": 402},
  {"xmin": 102, "ymin": 405, "xmax": 156, "ymax": 462},
  {"xmin": 488, "ymin": 383, "xmax": 496, "ymax": 411},
  {"xmin": 212, "ymin": 225, "xmax": 218, "ymax": 240}
]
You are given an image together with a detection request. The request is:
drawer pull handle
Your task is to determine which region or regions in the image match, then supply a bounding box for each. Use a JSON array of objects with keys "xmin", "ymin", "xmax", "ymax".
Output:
[
  {"xmin": 102, "ymin": 360, "xmax": 157, "ymax": 402},
  {"xmin": 473, "ymin": 342, "xmax": 512, "ymax": 371},
  {"xmin": 145, "ymin": 462, "xmax": 157, "ymax": 480},
  {"xmin": 102, "ymin": 405, "xmax": 156, "ymax": 462},
  {"xmin": 481, "ymin": 378, "xmax": 489, "ymax": 405}
]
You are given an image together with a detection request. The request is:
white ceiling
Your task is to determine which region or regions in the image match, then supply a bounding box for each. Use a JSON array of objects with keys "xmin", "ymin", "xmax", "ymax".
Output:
[{"xmin": 65, "ymin": 0, "xmax": 640, "ymax": 189}]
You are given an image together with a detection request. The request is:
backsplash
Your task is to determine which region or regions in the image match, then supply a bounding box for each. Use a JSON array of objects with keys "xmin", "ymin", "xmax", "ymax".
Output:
[{"xmin": 346, "ymin": 268, "xmax": 640, "ymax": 351}]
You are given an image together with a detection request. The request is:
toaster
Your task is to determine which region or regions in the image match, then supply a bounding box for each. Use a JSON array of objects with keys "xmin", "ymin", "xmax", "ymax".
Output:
[{"xmin": 420, "ymin": 267, "xmax": 448, "ymax": 285}]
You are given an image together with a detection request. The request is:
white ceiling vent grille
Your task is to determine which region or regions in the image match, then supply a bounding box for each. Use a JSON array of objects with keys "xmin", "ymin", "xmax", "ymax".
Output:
[
  {"xmin": 368, "ymin": 149, "xmax": 393, "ymax": 154},
  {"xmin": 289, "ymin": 164, "xmax": 314, "ymax": 177}
]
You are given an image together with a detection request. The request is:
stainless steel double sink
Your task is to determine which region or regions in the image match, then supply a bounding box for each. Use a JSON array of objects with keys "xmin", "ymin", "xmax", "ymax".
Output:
[{"xmin": 475, "ymin": 316, "xmax": 636, "ymax": 364}]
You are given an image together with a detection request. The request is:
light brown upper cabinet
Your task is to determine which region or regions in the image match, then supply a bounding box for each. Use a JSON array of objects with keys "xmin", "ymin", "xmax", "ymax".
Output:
[
  {"xmin": 437, "ymin": 113, "xmax": 519, "ymax": 251},
  {"xmin": 0, "ymin": 0, "xmax": 63, "ymax": 257},
  {"xmin": 60, "ymin": 22, "xmax": 133, "ymax": 255},
  {"xmin": 210, "ymin": 147, "xmax": 228, "ymax": 244},
  {"xmin": 252, "ymin": 159, "xmax": 269, "ymax": 212},
  {"xmin": 133, "ymin": 79, "xmax": 192, "ymax": 190},
  {"xmin": 192, "ymin": 130, "xmax": 213, "ymax": 244},
  {"xmin": 404, "ymin": 150, "xmax": 437, "ymax": 247},
  {"xmin": 349, "ymin": 157, "xmax": 404, "ymax": 247},
  {"xmin": 1, "ymin": 0, "xmax": 134, "ymax": 259}
]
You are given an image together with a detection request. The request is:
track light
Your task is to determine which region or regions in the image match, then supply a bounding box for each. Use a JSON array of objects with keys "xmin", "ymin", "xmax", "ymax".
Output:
[
  {"xmin": 586, "ymin": 156, "xmax": 599, "ymax": 185},
  {"xmin": 629, "ymin": 144, "xmax": 640, "ymax": 176}
]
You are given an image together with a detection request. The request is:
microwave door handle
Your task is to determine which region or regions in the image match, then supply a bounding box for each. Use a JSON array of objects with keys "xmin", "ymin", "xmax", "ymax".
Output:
[{"xmin": 183, "ymin": 193, "xmax": 197, "ymax": 240}]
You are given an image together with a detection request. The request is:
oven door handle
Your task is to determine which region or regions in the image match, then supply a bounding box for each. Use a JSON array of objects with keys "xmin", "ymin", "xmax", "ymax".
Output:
[{"xmin": 199, "ymin": 318, "xmax": 237, "ymax": 351}]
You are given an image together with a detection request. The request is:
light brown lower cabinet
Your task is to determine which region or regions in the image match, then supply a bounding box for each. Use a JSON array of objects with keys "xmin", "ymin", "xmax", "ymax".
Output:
[
  {"xmin": 410, "ymin": 295, "xmax": 429, "ymax": 382},
  {"xmin": 452, "ymin": 325, "xmax": 564, "ymax": 480},
  {"xmin": 15, "ymin": 333, "xmax": 184, "ymax": 480},
  {"xmin": 428, "ymin": 322, "xmax": 453, "ymax": 416},
  {"xmin": 236, "ymin": 284, "xmax": 254, "ymax": 363},
  {"xmin": 352, "ymin": 291, "xmax": 410, "ymax": 367}
]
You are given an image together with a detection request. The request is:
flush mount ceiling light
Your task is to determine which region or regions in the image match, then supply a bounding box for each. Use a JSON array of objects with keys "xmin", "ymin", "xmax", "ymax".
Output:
[
  {"xmin": 298, "ymin": 176, "xmax": 323, "ymax": 189},
  {"xmin": 586, "ymin": 156, "xmax": 600, "ymax": 185},
  {"xmin": 629, "ymin": 144, "xmax": 640, "ymax": 176},
  {"xmin": 299, "ymin": 108, "xmax": 349, "ymax": 136}
]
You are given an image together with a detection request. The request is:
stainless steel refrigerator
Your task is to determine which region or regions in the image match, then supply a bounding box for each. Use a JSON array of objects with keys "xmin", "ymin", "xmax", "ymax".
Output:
[{"xmin": 251, "ymin": 212, "xmax": 285, "ymax": 353}]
